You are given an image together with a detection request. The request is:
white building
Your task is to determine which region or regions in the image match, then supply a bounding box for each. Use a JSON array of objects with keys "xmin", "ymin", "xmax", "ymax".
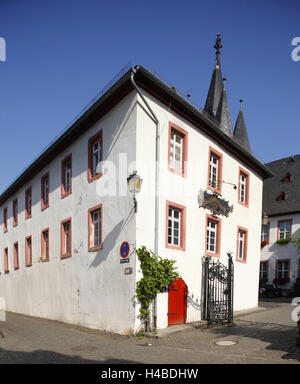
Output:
[
  {"xmin": 260, "ymin": 155, "xmax": 300, "ymax": 292},
  {"xmin": 0, "ymin": 35, "xmax": 271, "ymax": 334}
]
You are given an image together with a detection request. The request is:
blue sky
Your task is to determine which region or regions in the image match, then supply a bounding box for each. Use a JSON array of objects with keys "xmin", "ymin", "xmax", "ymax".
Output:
[{"xmin": 0, "ymin": 0, "xmax": 299, "ymax": 193}]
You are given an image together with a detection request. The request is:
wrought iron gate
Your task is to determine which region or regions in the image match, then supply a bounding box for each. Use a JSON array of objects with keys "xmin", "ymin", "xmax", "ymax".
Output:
[{"xmin": 202, "ymin": 253, "xmax": 234, "ymax": 325}]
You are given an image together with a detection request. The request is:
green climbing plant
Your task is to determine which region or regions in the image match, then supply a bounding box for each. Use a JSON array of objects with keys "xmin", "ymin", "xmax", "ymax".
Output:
[{"xmin": 135, "ymin": 246, "xmax": 179, "ymax": 331}]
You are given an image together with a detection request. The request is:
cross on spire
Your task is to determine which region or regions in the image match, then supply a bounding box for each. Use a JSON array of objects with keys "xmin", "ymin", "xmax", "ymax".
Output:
[{"xmin": 214, "ymin": 33, "xmax": 222, "ymax": 55}]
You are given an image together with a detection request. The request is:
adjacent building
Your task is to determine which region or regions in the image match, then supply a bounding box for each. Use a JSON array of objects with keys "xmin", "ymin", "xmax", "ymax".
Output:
[
  {"xmin": 260, "ymin": 155, "xmax": 300, "ymax": 291},
  {"xmin": 0, "ymin": 35, "xmax": 271, "ymax": 334}
]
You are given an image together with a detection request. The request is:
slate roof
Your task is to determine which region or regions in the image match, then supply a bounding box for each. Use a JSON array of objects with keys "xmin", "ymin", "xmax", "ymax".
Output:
[
  {"xmin": 233, "ymin": 102, "xmax": 251, "ymax": 152},
  {"xmin": 216, "ymin": 79, "xmax": 233, "ymax": 136},
  {"xmin": 204, "ymin": 54, "xmax": 223, "ymax": 119},
  {"xmin": 262, "ymin": 154, "xmax": 300, "ymax": 216}
]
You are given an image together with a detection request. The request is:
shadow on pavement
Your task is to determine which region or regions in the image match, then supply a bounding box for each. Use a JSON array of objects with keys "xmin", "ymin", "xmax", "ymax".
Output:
[
  {"xmin": 0, "ymin": 347, "xmax": 142, "ymax": 364},
  {"xmin": 209, "ymin": 320, "xmax": 300, "ymax": 361}
]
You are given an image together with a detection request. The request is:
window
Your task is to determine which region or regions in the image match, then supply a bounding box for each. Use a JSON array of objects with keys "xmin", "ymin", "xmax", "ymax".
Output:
[
  {"xmin": 166, "ymin": 201, "xmax": 186, "ymax": 251},
  {"xmin": 88, "ymin": 205, "xmax": 102, "ymax": 251},
  {"xmin": 278, "ymin": 220, "xmax": 292, "ymax": 240},
  {"xmin": 260, "ymin": 261, "xmax": 268, "ymax": 280},
  {"xmin": 261, "ymin": 223, "xmax": 269, "ymax": 243},
  {"xmin": 168, "ymin": 123, "xmax": 188, "ymax": 177},
  {"xmin": 25, "ymin": 187, "xmax": 32, "ymax": 219},
  {"xmin": 13, "ymin": 199, "xmax": 18, "ymax": 227},
  {"xmin": 276, "ymin": 260, "xmax": 290, "ymax": 279},
  {"xmin": 88, "ymin": 130, "xmax": 102, "ymax": 183},
  {"xmin": 205, "ymin": 215, "xmax": 221, "ymax": 257},
  {"xmin": 14, "ymin": 242, "xmax": 19, "ymax": 270},
  {"xmin": 284, "ymin": 173, "xmax": 291, "ymax": 182},
  {"xmin": 236, "ymin": 227, "xmax": 248, "ymax": 263},
  {"xmin": 208, "ymin": 147, "xmax": 222, "ymax": 194},
  {"xmin": 25, "ymin": 236, "xmax": 32, "ymax": 267},
  {"xmin": 238, "ymin": 168, "xmax": 249, "ymax": 206},
  {"xmin": 3, "ymin": 207, "xmax": 7, "ymax": 233},
  {"xmin": 4, "ymin": 248, "xmax": 9, "ymax": 273},
  {"xmin": 41, "ymin": 229, "xmax": 49, "ymax": 262},
  {"xmin": 41, "ymin": 173, "xmax": 49, "ymax": 210},
  {"xmin": 61, "ymin": 218, "xmax": 72, "ymax": 258},
  {"xmin": 61, "ymin": 155, "xmax": 72, "ymax": 198},
  {"xmin": 279, "ymin": 192, "xmax": 286, "ymax": 201}
]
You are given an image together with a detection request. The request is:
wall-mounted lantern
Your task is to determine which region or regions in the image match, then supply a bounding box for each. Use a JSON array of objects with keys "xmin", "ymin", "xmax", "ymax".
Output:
[
  {"xmin": 262, "ymin": 213, "xmax": 269, "ymax": 226},
  {"xmin": 127, "ymin": 171, "xmax": 142, "ymax": 213}
]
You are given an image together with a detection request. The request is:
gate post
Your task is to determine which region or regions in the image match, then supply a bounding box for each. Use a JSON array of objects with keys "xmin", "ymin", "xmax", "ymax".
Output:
[
  {"xmin": 227, "ymin": 252, "xmax": 234, "ymax": 324},
  {"xmin": 201, "ymin": 256, "xmax": 210, "ymax": 321}
]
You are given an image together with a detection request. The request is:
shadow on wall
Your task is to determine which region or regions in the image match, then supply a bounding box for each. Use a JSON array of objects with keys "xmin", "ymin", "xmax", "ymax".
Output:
[
  {"xmin": 210, "ymin": 319, "xmax": 300, "ymax": 361},
  {"xmin": 89, "ymin": 207, "xmax": 135, "ymax": 269}
]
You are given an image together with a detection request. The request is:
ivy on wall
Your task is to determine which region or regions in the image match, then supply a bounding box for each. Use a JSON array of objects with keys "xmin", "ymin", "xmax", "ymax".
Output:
[{"xmin": 135, "ymin": 246, "xmax": 179, "ymax": 331}]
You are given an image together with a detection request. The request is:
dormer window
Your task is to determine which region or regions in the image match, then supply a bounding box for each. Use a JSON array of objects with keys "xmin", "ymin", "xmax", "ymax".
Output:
[
  {"xmin": 279, "ymin": 192, "xmax": 286, "ymax": 201},
  {"xmin": 284, "ymin": 173, "xmax": 291, "ymax": 182}
]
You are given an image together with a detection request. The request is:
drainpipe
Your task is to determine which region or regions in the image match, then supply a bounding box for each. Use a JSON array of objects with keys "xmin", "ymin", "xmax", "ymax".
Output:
[{"xmin": 130, "ymin": 67, "xmax": 160, "ymax": 330}]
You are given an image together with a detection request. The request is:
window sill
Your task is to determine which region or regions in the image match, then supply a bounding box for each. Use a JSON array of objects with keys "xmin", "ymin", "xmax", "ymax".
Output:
[
  {"xmin": 88, "ymin": 172, "xmax": 103, "ymax": 184},
  {"xmin": 25, "ymin": 214, "xmax": 32, "ymax": 220},
  {"xmin": 207, "ymin": 184, "xmax": 222, "ymax": 195},
  {"xmin": 61, "ymin": 190, "xmax": 72, "ymax": 199},
  {"xmin": 26, "ymin": 263, "xmax": 32, "ymax": 267},
  {"xmin": 166, "ymin": 243, "xmax": 185, "ymax": 252},
  {"xmin": 41, "ymin": 204, "xmax": 49, "ymax": 212},
  {"xmin": 205, "ymin": 252, "xmax": 220, "ymax": 258},
  {"xmin": 61, "ymin": 253, "xmax": 72, "ymax": 259},
  {"xmin": 236, "ymin": 258, "xmax": 247, "ymax": 264},
  {"xmin": 88, "ymin": 245, "xmax": 102, "ymax": 252}
]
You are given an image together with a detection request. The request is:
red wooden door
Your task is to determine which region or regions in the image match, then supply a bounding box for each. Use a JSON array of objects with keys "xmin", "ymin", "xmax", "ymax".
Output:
[{"xmin": 168, "ymin": 278, "xmax": 188, "ymax": 326}]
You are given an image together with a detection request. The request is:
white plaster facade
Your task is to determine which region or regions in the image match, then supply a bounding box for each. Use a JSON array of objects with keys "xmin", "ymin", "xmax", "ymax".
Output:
[
  {"xmin": 260, "ymin": 213, "xmax": 300, "ymax": 290},
  {"xmin": 0, "ymin": 67, "xmax": 269, "ymax": 334}
]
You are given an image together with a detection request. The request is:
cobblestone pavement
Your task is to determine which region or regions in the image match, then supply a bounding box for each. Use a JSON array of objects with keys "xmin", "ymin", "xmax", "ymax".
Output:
[{"xmin": 0, "ymin": 299, "xmax": 299, "ymax": 364}]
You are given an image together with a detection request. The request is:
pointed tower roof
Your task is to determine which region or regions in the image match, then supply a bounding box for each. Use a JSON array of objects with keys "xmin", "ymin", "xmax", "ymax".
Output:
[
  {"xmin": 233, "ymin": 100, "xmax": 251, "ymax": 152},
  {"xmin": 216, "ymin": 77, "xmax": 233, "ymax": 136},
  {"xmin": 204, "ymin": 33, "xmax": 223, "ymax": 119}
]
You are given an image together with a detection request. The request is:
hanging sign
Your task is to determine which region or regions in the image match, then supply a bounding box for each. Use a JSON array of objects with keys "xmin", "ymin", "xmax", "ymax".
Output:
[
  {"xmin": 120, "ymin": 241, "xmax": 130, "ymax": 258},
  {"xmin": 198, "ymin": 189, "xmax": 233, "ymax": 217}
]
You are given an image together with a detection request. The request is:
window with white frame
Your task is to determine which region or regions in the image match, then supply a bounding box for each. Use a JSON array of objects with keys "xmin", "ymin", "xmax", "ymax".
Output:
[
  {"xmin": 239, "ymin": 173, "xmax": 246, "ymax": 203},
  {"xmin": 91, "ymin": 208, "xmax": 101, "ymax": 248},
  {"xmin": 260, "ymin": 261, "xmax": 268, "ymax": 280},
  {"xmin": 206, "ymin": 219, "xmax": 217, "ymax": 254},
  {"xmin": 277, "ymin": 260, "xmax": 289, "ymax": 278},
  {"xmin": 278, "ymin": 221, "xmax": 291, "ymax": 240},
  {"xmin": 168, "ymin": 206, "xmax": 181, "ymax": 247},
  {"xmin": 170, "ymin": 129, "xmax": 183, "ymax": 173},
  {"xmin": 209, "ymin": 153, "xmax": 219, "ymax": 189},
  {"xmin": 92, "ymin": 139, "xmax": 101, "ymax": 177},
  {"xmin": 237, "ymin": 229, "xmax": 246, "ymax": 261},
  {"xmin": 261, "ymin": 224, "xmax": 269, "ymax": 242}
]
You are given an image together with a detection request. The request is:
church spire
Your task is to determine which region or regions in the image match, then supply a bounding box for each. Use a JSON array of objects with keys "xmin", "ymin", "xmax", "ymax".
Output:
[
  {"xmin": 204, "ymin": 33, "xmax": 223, "ymax": 119},
  {"xmin": 233, "ymin": 100, "xmax": 251, "ymax": 152},
  {"xmin": 216, "ymin": 78, "xmax": 233, "ymax": 136}
]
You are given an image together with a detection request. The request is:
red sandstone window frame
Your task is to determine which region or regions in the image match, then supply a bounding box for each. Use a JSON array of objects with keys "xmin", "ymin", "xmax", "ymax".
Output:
[
  {"xmin": 13, "ymin": 198, "xmax": 18, "ymax": 227},
  {"xmin": 4, "ymin": 247, "xmax": 9, "ymax": 273},
  {"xmin": 61, "ymin": 218, "xmax": 72, "ymax": 259},
  {"xmin": 165, "ymin": 201, "xmax": 186, "ymax": 251},
  {"xmin": 207, "ymin": 147, "xmax": 223, "ymax": 194},
  {"xmin": 41, "ymin": 172, "xmax": 50, "ymax": 211},
  {"xmin": 41, "ymin": 228, "xmax": 50, "ymax": 262},
  {"xmin": 88, "ymin": 204, "xmax": 103, "ymax": 252},
  {"xmin": 61, "ymin": 154, "xmax": 72, "ymax": 199},
  {"xmin": 25, "ymin": 236, "xmax": 32, "ymax": 267},
  {"xmin": 236, "ymin": 226, "xmax": 248, "ymax": 263},
  {"xmin": 205, "ymin": 214, "xmax": 222, "ymax": 258},
  {"xmin": 25, "ymin": 187, "xmax": 32, "ymax": 219},
  {"xmin": 3, "ymin": 207, "xmax": 8, "ymax": 233},
  {"xmin": 238, "ymin": 167, "xmax": 250, "ymax": 207},
  {"xmin": 14, "ymin": 241, "xmax": 19, "ymax": 270},
  {"xmin": 88, "ymin": 130, "xmax": 103, "ymax": 183},
  {"xmin": 168, "ymin": 122, "xmax": 188, "ymax": 178}
]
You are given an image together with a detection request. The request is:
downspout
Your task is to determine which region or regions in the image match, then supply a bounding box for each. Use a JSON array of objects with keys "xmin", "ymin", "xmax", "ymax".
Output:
[{"xmin": 130, "ymin": 66, "xmax": 160, "ymax": 330}]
